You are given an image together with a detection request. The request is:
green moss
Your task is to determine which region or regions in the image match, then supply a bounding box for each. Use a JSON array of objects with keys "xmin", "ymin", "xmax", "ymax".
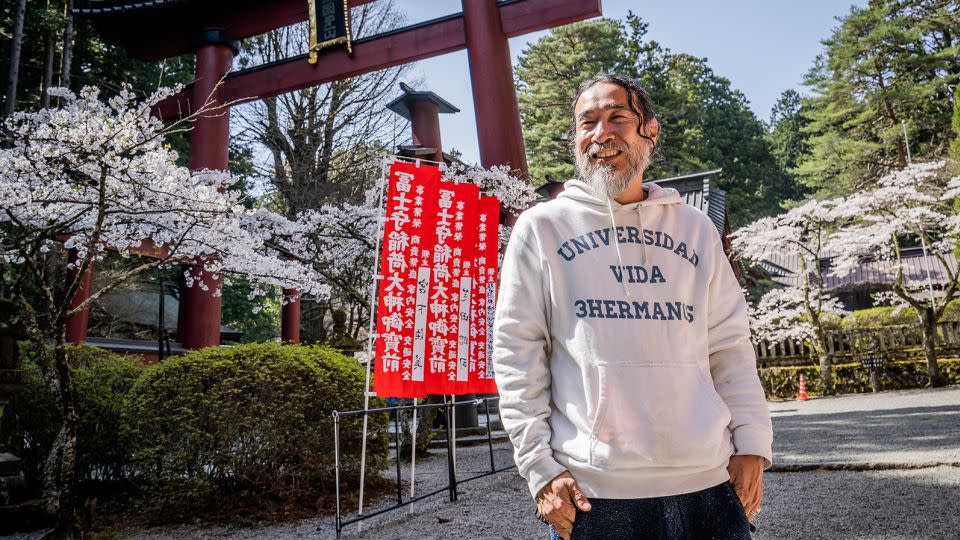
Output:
[{"xmin": 759, "ymin": 358, "xmax": 960, "ymax": 399}]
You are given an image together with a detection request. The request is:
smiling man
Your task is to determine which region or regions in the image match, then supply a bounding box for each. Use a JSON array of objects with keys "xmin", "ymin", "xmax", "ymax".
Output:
[{"xmin": 493, "ymin": 75, "xmax": 773, "ymax": 540}]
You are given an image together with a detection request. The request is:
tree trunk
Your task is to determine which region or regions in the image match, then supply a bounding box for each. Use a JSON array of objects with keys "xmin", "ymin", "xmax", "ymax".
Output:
[
  {"xmin": 41, "ymin": 22, "xmax": 57, "ymax": 109},
  {"xmin": 59, "ymin": 0, "xmax": 75, "ymax": 90},
  {"xmin": 40, "ymin": 336, "xmax": 81, "ymax": 538},
  {"xmin": 920, "ymin": 307, "xmax": 946, "ymax": 387},
  {"xmin": 300, "ymin": 300, "xmax": 328, "ymax": 343},
  {"xmin": 4, "ymin": 0, "xmax": 28, "ymax": 118},
  {"xmin": 814, "ymin": 331, "xmax": 835, "ymax": 396}
]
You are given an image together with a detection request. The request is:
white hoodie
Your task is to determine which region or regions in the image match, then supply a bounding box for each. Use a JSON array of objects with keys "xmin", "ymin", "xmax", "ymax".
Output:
[{"xmin": 492, "ymin": 179, "xmax": 773, "ymax": 500}]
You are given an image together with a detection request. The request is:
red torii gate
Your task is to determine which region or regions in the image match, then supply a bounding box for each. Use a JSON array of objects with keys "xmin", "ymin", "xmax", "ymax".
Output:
[{"xmin": 68, "ymin": 0, "xmax": 601, "ymax": 349}]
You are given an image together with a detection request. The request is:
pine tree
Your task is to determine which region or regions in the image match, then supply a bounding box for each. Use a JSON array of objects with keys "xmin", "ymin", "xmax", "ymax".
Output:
[{"xmin": 798, "ymin": 1, "xmax": 960, "ymax": 195}]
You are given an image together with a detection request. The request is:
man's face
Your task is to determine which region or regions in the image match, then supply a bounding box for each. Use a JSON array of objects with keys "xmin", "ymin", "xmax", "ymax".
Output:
[{"xmin": 573, "ymin": 83, "xmax": 657, "ymax": 200}]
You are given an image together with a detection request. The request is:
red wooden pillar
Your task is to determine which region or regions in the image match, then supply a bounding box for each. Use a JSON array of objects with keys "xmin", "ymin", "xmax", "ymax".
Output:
[
  {"xmin": 462, "ymin": 0, "xmax": 528, "ymax": 176},
  {"xmin": 281, "ymin": 288, "xmax": 300, "ymax": 343},
  {"xmin": 65, "ymin": 250, "xmax": 93, "ymax": 344},
  {"xmin": 179, "ymin": 32, "xmax": 235, "ymax": 349}
]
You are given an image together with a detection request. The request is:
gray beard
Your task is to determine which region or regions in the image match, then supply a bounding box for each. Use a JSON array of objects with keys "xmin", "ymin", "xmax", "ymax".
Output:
[{"xmin": 575, "ymin": 143, "xmax": 651, "ymax": 201}]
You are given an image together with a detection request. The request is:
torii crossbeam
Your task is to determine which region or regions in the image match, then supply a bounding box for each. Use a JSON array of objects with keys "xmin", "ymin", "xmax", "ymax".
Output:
[{"xmin": 71, "ymin": 0, "xmax": 601, "ymax": 349}]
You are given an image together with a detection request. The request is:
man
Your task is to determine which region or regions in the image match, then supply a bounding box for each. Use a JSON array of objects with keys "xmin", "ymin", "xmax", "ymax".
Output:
[{"xmin": 492, "ymin": 75, "xmax": 773, "ymax": 540}]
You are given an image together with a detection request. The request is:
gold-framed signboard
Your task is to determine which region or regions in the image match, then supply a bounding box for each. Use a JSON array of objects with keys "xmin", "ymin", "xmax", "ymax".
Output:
[{"xmin": 308, "ymin": 0, "xmax": 353, "ymax": 63}]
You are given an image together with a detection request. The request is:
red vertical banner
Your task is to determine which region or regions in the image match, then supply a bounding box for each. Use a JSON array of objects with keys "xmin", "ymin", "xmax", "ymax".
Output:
[
  {"xmin": 425, "ymin": 182, "xmax": 479, "ymax": 395},
  {"xmin": 469, "ymin": 196, "xmax": 500, "ymax": 394},
  {"xmin": 373, "ymin": 161, "xmax": 439, "ymax": 398}
]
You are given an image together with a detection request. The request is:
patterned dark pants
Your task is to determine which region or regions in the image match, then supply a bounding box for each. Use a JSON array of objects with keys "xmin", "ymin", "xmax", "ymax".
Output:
[{"xmin": 548, "ymin": 481, "xmax": 752, "ymax": 540}]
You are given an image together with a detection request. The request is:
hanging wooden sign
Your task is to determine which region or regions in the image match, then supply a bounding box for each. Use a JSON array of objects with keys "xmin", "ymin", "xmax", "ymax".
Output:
[{"xmin": 307, "ymin": 0, "xmax": 353, "ymax": 64}]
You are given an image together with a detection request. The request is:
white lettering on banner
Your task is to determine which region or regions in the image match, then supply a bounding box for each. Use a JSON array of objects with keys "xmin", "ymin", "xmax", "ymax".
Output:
[
  {"xmin": 411, "ymin": 266, "xmax": 431, "ymax": 382},
  {"xmin": 395, "ymin": 171, "xmax": 413, "ymax": 192},
  {"xmin": 485, "ymin": 280, "xmax": 496, "ymax": 380},
  {"xmin": 383, "ymin": 293, "xmax": 403, "ymax": 313},
  {"xmin": 388, "ymin": 230, "xmax": 409, "ymax": 252},
  {"xmin": 382, "ymin": 312, "xmax": 403, "ymax": 333},
  {"xmin": 457, "ymin": 277, "xmax": 472, "ymax": 382},
  {"xmin": 386, "ymin": 251, "xmax": 407, "ymax": 273}
]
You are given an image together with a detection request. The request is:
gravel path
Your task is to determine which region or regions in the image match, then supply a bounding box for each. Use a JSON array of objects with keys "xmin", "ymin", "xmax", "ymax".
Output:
[{"xmin": 5, "ymin": 386, "xmax": 959, "ymax": 539}]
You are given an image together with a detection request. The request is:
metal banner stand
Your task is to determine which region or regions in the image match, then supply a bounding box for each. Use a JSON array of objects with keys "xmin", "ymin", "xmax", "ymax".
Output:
[
  {"xmin": 356, "ymin": 158, "xmax": 391, "ymax": 533},
  {"xmin": 409, "ymin": 397, "xmax": 418, "ymax": 514}
]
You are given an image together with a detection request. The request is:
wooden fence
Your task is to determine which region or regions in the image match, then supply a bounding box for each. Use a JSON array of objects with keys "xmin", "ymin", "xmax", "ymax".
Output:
[{"xmin": 754, "ymin": 321, "xmax": 960, "ymax": 367}]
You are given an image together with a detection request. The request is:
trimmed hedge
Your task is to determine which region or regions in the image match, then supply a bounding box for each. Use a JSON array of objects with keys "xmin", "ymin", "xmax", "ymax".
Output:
[
  {"xmin": 122, "ymin": 343, "xmax": 387, "ymax": 506},
  {"xmin": 840, "ymin": 300, "xmax": 960, "ymax": 329},
  {"xmin": 2, "ymin": 344, "xmax": 144, "ymax": 485},
  {"xmin": 759, "ymin": 358, "xmax": 960, "ymax": 399}
]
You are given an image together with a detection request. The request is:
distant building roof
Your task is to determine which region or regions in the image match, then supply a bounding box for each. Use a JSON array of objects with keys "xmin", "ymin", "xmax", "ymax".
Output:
[
  {"xmin": 74, "ymin": 0, "xmax": 183, "ymax": 16},
  {"xmin": 650, "ymin": 169, "xmax": 726, "ymax": 236},
  {"xmin": 761, "ymin": 247, "xmax": 958, "ymax": 291}
]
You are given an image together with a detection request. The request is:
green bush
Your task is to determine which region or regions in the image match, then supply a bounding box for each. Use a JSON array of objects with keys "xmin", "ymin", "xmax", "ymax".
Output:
[
  {"xmin": 122, "ymin": 343, "xmax": 387, "ymax": 507},
  {"xmin": 840, "ymin": 306, "xmax": 919, "ymax": 328},
  {"xmin": 760, "ymin": 358, "xmax": 960, "ymax": 399},
  {"xmin": 841, "ymin": 299, "xmax": 960, "ymax": 329},
  {"xmin": 2, "ymin": 344, "xmax": 143, "ymax": 485}
]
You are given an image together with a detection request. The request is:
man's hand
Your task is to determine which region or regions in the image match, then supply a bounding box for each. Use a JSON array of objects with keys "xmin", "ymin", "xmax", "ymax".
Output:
[
  {"xmin": 727, "ymin": 455, "xmax": 765, "ymax": 522},
  {"xmin": 535, "ymin": 471, "xmax": 592, "ymax": 540}
]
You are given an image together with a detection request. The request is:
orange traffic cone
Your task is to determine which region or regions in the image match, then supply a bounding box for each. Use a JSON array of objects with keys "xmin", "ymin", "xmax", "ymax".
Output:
[{"xmin": 798, "ymin": 374, "xmax": 808, "ymax": 401}]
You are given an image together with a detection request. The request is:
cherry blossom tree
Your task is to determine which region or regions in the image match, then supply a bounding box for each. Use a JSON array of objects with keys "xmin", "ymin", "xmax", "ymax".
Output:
[
  {"xmin": 827, "ymin": 161, "xmax": 960, "ymax": 387},
  {"xmin": 0, "ymin": 86, "xmax": 329, "ymax": 536},
  {"xmin": 732, "ymin": 199, "xmax": 846, "ymax": 395},
  {"xmin": 282, "ymin": 159, "xmax": 535, "ymax": 340}
]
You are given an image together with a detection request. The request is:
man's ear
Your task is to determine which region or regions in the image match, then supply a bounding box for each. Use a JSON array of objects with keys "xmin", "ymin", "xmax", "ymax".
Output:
[{"xmin": 645, "ymin": 119, "xmax": 660, "ymax": 145}]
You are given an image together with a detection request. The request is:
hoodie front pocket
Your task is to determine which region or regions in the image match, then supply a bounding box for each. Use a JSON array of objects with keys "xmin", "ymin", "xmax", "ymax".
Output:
[{"xmin": 589, "ymin": 362, "xmax": 731, "ymax": 470}]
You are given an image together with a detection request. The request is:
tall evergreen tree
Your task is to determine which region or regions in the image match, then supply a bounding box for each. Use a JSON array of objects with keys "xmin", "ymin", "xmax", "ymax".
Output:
[
  {"xmin": 952, "ymin": 81, "xmax": 960, "ymax": 160},
  {"xmin": 767, "ymin": 89, "xmax": 811, "ymax": 203},
  {"xmin": 798, "ymin": 1, "xmax": 959, "ymax": 195},
  {"xmin": 515, "ymin": 15, "xmax": 798, "ymax": 227}
]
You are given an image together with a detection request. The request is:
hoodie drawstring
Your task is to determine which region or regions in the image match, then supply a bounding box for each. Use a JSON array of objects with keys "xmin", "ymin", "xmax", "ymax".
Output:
[
  {"xmin": 607, "ymin": 198, "xmax": 631, "ymax": 298},
  {"xmin": 637, "ymin": 204, "xmax": 648, "ymax": 266}
]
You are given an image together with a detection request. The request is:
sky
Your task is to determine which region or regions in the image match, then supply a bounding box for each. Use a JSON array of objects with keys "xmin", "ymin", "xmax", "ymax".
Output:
[{"xmin": 388, "ymin": 0, "xmax": 868, "ymax": 166}]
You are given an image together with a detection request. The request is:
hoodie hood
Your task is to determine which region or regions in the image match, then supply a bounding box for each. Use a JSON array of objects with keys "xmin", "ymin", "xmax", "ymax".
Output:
[{"xmin": 558, "ymin": 179, "xmax": 683, "ymax": 208}]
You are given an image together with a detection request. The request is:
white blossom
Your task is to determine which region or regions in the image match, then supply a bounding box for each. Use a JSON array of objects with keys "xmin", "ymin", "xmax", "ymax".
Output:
[
  {"xmin": 0, "ymin": 85, "xmax": 330, "ymax": 307},
  {"xmin": 749, "ymin": 286, "xmax": 847, "ymax": 344}
]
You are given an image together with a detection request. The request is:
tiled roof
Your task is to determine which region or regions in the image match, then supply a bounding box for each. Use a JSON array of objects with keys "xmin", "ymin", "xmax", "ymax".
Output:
[
  {"xmin": 73, "ymin": 0, "xmax": 183, "ymax": 16},
  {"xmin": 762, "ymin": 249, "xmax": 958, "ymax": 291},
  {"xmin": 650, "ymin": 168, "xmax": 726, "ymax": 235}
]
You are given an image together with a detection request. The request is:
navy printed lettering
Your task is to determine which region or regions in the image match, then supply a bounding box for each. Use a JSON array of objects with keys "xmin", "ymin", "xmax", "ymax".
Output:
[
  {"xmin": 674, "ymin": 242, "xmax": 688, "ymax": 261},
  {"xmin": 587, "ymin": 299, "xmax": 604, "ymax": 318},
  {"xmin": 604, "ymin": 300, "xmax": 618, "ymax": 318},
  {"xmin": 610, "ymin": 265, "xmax": 624, "ymax": 283},
  {"xmin": 556, "ymin": 228, "xmax": 700, "ymax": 268},
  {"xmin": 595, "ymin": 228, "xmax": 611, "ymax": 246},
  {"xmin": 667, "ymin": 301, "xmax": 682, "ymax": 321},
  {"xmin": 571, "ymin": 235, "xmax": 592, "ymax": 254}
]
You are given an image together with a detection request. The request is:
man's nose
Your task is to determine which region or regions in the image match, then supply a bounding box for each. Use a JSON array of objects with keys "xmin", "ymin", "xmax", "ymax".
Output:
[{"xmin": 590, "ymin": 119, "xmax": 615, "ymax": 145}]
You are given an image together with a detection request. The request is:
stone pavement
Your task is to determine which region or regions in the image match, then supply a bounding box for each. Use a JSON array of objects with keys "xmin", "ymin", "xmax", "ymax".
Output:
[
  {"xmin": 5, "ymin": 386, "xmax": 959, "ymax": 539},
  {"xmin": 769, "ymin": 385, "xmax": 960, "ymax": 469}
]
